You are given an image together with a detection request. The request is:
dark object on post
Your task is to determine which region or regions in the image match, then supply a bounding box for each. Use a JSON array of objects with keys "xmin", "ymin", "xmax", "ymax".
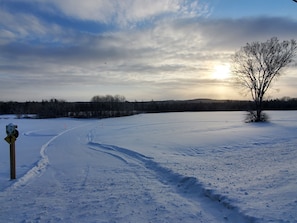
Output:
[{"xmin": 4, "ymin": 123, "xmax": 18, "ymax": 180}]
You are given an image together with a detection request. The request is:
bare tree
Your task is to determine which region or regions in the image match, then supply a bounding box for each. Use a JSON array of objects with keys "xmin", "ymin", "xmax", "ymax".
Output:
[{"xmin": 232, "ymin": 37, "xmax": 297, "ymax": 122}]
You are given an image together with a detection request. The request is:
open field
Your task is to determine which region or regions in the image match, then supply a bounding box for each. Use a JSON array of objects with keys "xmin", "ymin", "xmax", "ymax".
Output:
[{"xmin": 1, "ymin": 111, "xmax": 296, "ymax": 222}]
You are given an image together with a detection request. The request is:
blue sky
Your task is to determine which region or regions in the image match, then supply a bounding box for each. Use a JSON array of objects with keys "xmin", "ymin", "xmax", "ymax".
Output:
[{"xmin": 1, "ymin": 0, "xmax": 297, "ymax": 102}]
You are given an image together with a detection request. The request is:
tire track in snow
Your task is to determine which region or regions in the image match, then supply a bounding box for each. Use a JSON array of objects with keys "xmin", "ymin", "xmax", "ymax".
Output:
[
  {"xmin": 88, "ymin": 141, "xmax": 257, "ymax": 223},
  {"xmin": 5, "ymin": 123, "xmax": 91, "ymax": 192},
  {"xmin": 87, "ymin": 145, "xmax": 130, "ymax": 164}
]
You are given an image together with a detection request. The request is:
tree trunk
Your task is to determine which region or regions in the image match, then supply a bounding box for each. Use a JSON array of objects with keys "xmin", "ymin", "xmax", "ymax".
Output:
[
  {"xmin": 256, "ymin": 109, "xmax": 262, "ymax": 122},
  {"xmin": 254, "ymin": 97, "xmax": 263, "ymax": 122}
]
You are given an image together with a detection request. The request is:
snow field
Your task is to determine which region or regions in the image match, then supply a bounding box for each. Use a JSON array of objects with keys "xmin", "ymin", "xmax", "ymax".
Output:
[{"xmin": 0, "ymin": 111, "xmax": 297, "ymax": 222}]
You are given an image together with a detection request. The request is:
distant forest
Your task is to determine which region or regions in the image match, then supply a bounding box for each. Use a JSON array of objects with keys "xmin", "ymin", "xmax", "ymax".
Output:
[{"xmin": 1, "ymin": 96, "xmax": 297, "ymax": 119}]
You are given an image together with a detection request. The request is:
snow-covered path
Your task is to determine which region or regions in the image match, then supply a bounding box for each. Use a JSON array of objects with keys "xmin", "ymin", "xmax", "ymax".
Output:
[{"xmin": 1, "ymin": 111, "xmax": 297, "ymax": 222}]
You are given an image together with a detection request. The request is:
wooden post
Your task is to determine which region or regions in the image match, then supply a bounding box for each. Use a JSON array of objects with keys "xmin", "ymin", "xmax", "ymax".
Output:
[
  {"xmin": 10, "ymin": 140, "xmax": 16, "ymax": 180},
  {"xmin": 5, "ymin": 123, "xmax": 18, "ymax": 180}
]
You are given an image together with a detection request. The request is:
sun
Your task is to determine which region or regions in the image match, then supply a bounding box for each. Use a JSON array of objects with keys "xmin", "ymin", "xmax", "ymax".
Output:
[{"xmin": 212, "ymin": 64, "xmax": 231, "ymax": 80}]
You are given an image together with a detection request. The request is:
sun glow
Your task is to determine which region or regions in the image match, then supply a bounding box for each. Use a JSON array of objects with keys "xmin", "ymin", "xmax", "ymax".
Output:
[{"xmin": 212, "ymin": 64, "xmax": 231, "ymax": 80}]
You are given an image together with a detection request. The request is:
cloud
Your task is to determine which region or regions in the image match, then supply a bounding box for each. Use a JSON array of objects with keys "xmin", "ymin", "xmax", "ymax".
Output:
[
  {"xmin": 0, "ymin": 8, "xmax": 69, "ymax": 46},
  {"xmin": 34, "ymin": 0, "xmax": 210, "ymax": 27},
  {"xmin": 170, "ymin": 16, "xmax": 297, "ymax": 51},
  {"xmin": 2, "ymin": 13, "xmax": 296, "ymax": 65}
]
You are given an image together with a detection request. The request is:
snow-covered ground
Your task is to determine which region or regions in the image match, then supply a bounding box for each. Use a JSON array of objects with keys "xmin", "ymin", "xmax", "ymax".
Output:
[{"xmin": 0, "ymin": 111, "xmax": 296, "ymax": 223}]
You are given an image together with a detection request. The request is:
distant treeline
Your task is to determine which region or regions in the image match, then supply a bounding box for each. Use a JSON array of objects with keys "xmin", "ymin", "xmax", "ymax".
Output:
[{"xmin": 1, "ymin": 96, "xmax": 297, "ymax": 119}]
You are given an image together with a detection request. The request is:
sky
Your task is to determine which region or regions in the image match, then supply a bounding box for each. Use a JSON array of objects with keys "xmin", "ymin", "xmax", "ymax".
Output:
[{"xmin": 0, "ymin": 0, "xmax": 297, "ymax": 102}]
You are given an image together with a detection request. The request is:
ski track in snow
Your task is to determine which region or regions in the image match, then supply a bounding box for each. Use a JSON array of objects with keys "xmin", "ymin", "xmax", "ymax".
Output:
[{"xmin": 87, "ymin": 141, "xmax": 256, "ymax": 223}]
